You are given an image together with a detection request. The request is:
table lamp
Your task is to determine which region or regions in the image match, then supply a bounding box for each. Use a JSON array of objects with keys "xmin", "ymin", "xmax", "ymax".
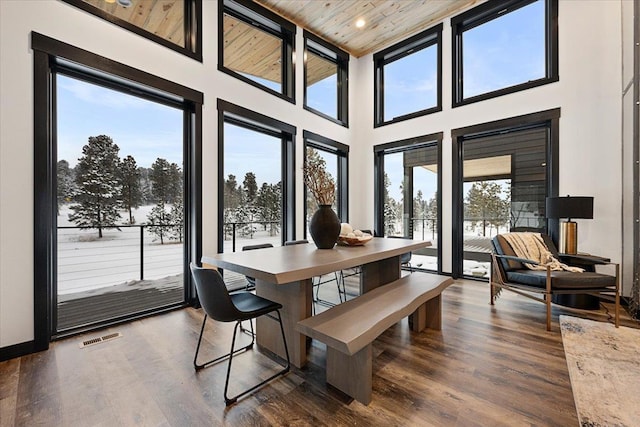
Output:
[{"xmin": 545, "ymin": 195, "xmax": 594, "ymax": 254}]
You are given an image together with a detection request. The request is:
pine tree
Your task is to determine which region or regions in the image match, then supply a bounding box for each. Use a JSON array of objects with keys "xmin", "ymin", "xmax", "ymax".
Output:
[
  {"xmin": 383, "ymin": 172, "xmax": 398, "ymax": 235},
  {"xmin": 119, "ymin": 155, "xmax": 142, "ymax": 224},
  {"xmin": 150, "ymin": 158, "xmax": 181, "ymax": 204},
  {"xmin": 256, "ymin": 182, "xmax": 281, "ymax": 236},
  {"xmin": 465, "ymin": 181, "xmax": 509, "ymax": 237},
  {"xmin": 147, "ymin": 202, "xmax": 172, "ymax": 244},
  {"xmin": 137, "ymin": 167, "xmax": 153, "ymax": 205},
  {"xmin": 68, "ymin": 135, "xmax": 122, "ymax": 238},
  {"xmin": 243, "ymin": 172, "xmax": 258, "ymax": 204},
  {"xmin": 147, "ymin": 158, "xmax": 182, "ymax": 243},
  {"xmin": 425, "ymin": 192, "xmax": 438, "ymax": 239},
  {"xmin": 57, "ymin": 159, "xmax": 75, "ymax": 214},
  {"xmin": 224, "ymin": 174, "xmax": 243, "ymax": 211},
  {"xmin": 170, "ymin": 199, "xmax": 184, "ymax": 243}
]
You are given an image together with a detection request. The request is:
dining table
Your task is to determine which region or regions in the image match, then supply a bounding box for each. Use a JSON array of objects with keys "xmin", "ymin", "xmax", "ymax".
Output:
[{"xmin": 202, "ymin": 237, "xmax": 431, "ymax": 368}]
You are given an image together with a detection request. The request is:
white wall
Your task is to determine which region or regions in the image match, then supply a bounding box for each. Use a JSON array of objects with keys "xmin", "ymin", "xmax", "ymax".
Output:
[
  {"xmin": 621, "ymin": 0, "xmax": 637, "ymax": 297},
  {"xmin": 0, "ymin": 0, "xmax": 352, "ymax": 349},
  {"xmin": 0, "ymin": 0, "xmax": 631, "ymax": 350},
  {"xmin": 350, "ymin": 0, "xmax": 627, "ymax": 277}
]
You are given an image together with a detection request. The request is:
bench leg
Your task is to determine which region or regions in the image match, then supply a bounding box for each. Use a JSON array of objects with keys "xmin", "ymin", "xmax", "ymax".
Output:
[
  {"xmin": 409, "ymin": 294, "xmax": 442, "ymax": 332},
  {"xmin": 326, "ymin": 344, "xmax": 372, "ymax": 405}
]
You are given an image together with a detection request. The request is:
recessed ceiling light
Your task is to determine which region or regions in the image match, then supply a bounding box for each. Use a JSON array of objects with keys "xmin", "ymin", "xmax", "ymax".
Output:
[{"xmin": 355, "ymin": 18, "xmax": 366, "ymax": 28}]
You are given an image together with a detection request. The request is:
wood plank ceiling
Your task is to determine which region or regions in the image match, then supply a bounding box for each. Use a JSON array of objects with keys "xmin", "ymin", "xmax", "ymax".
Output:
[
  {"xmin": 84, "ymin": 0, "xmax": 186, "ymax": 47},
  {"xmin": 255, "ymin": 0, "xmax": 479, "ymax": 58},
  {"xmin": 82, "ymin": 0, "xmax": 480, "ymax": 83}
]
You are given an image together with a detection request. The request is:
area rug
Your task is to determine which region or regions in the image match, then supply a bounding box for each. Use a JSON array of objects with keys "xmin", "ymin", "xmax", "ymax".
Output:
[{"xmin": 560, "ymin": 315, "xmax": 640, "ymax": 427}]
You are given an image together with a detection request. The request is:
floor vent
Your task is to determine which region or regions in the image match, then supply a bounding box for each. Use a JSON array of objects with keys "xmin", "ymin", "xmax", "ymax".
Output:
[{"xmin": 79, "ymin": 332, "xmax": 123, "ymax": 348}]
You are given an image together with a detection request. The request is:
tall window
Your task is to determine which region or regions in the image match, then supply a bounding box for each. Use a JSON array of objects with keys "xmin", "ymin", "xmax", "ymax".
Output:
[
  {"xmin": 303, "ymin": 131, "xmax": 349, "ymax": 235},
  {"xmin": 219, "ymin": 0, "xmax": 296, "ymax": 102},
  {"xmin": 304, "ymin": 31, "xmax": 349, "ymax": 126},
  {"xmin": 32, "ymin": 33, "xmax": 202, "ymax": 346},
  {"xmin": 374, "ymin": 24, "xmax": 442, "ymax": 127},
  {"xmin": 452, "ymin": 109, "xmax": 560, "ymax": 279},
  {"xmin": 55, "ymin": 73, "xmax": 187, "ymax": 331},
  {"xmin": 62, "ymin": 0, "xmax": 202, "ymax": 61},
  {"xmin": 217, "ymin": 100, "xmax": 296, "ymax": 263},
  {"xmin": 374, "ymin": 134, "xmax": 443, "ymax": 273},
  {"xmin": 451, "ymin": 0, "xmax": 558, "ymax": 106}
]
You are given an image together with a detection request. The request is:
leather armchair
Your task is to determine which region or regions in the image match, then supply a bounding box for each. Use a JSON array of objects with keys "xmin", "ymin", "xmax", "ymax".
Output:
[{"xmin": 490, "ymin": 233, "xmax": 619, "ymax": 331}]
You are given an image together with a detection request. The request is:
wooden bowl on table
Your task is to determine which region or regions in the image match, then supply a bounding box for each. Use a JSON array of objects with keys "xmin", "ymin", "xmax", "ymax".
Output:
[{"xmin": 337, "ymin": 235, "xmax": 373, "ymax": 246}]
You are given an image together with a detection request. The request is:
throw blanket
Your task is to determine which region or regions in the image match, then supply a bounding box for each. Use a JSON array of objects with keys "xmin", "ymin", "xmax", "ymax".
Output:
[{"xmin": 501, "ymin": 232, "xmax": 584, "ymax": 272}]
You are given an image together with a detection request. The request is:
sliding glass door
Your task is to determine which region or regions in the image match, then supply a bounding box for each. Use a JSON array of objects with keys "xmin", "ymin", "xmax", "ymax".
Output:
[
  {"xmin": 453, "ymin": 112, "xmax": 559, "ymax": 279},
  {"xmin": 374, "ymin": 135, "xmax": 442, "ymax": 273},
  {"xmin": 55, "ymin": 72, "xmax": 188, "ymax": 331}
]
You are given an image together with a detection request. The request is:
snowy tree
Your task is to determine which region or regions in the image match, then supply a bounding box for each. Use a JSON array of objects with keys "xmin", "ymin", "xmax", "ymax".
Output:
[
  {"xmin": 137, "ymin": 167, "xmax": 153, "ymax": 205},
  {"xmin": 57, "ymin": 159, "xmax": 75, "ymax": 214},
  {"xmin": 256, "ymin": 182, "xmax": 281, "ymax": 236},
  {"xmin": 465, "ymin": 181, "xmax": 509, "ymax": 237},
  {"xmin": 150, "ymin": 158, "xmax": 181, "ymax": 204},
  {"xmin": 413, "ymin": 190, "xmax": 427, "ymax": 228},
  {"xmin": 224, "ymin": 174, "xmax": 243, "ymax": 211},
  {"xmin": 147, "ymin": 202, "xmax": 172, "ymax": 244},
  {"xmin": 68, "ymin": 135, "xmax": 122, "ymax": 238},
  {"xmin": 119, "ymin": 155, "xmax": 142, "ymax": 224},
  {"xmin": 223, "ymin": 174, "xmax": 246, "ymax": 239},
  {"xmin": 243, "ymin": 172, "xmax": 258, "ymax": 204},
  {"xmin": 147, "ymin": 158, "xmax": 182, "ymax": 243},
  {"xmin": 383, "ymin": 172, "xmax": 398, "ymax": 235},
  {"xmin": 425, "ymin": 192, "xmax": 438, "ymax": 239},
  {"xmin": 170, "ymin": 199, "xmax": 184, "ymax": 243}
]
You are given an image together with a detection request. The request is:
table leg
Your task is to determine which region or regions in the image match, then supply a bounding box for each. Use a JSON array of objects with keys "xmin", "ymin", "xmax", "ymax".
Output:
[
  {"xmin": 255, "ymin": 278, "xmax": 312, "ymax": 369},
  {"xmin": 359, "ymin": 256, "xmax": 400, "ymax": 293}
]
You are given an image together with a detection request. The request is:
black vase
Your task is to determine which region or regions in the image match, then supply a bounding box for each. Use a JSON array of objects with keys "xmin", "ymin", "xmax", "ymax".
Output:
[{"xmin": 309, "ymin": 205, "xmax": 341, "ymax": 249}]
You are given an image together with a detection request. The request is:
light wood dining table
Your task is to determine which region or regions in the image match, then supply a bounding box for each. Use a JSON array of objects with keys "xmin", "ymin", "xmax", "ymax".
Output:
[{"xmin": 202, "ymin": 237, "xmax": 431, "ymax": 368}]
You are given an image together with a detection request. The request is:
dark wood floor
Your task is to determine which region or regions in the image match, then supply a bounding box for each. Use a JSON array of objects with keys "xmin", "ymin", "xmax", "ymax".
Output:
[{"xmin": 2, "ymin": 277, "xmax": 638, "ymax": 427}]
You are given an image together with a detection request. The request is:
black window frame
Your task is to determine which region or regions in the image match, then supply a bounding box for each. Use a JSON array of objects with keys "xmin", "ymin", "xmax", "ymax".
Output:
[
  {"xmin": 219, "ymin": 0, "xmax": 296, "ymax": 104},
  {"xmin": 31, "ymin": 32, "xmax": 203, "ymax": 350},
  {"xmin": 451, "ymin": 108, "xmax": 561, "ymax": 279},
  {"xmin": 373, "ymin": 23, "xmax": 443, "ymax": 128},
  {"xmin": 373, "ymin": 133, "xmax": 443, "ymax": 274},
  {"xmin": 451, "ymin": 0, "xmax": 559, "ymax": 107},
  {"xmin": 217, "ymin": 99, "xmax": 297, "ymax": 253},
  {"xmin": 61, "ymin": 0, "xmax": 203, "ymax": 62},
  {"xmin": 303, "ymin": 31, "xmax": 349, "ymax": 127},
  {"xmin": 303, "ymin": 130, "xmax": 349, "ymax": 237}
]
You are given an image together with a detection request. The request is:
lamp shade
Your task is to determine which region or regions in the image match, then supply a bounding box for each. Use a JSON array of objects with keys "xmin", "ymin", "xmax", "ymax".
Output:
[{"xmin": 546, "ymin": 196, "xmax": 594, "ymax": 220}]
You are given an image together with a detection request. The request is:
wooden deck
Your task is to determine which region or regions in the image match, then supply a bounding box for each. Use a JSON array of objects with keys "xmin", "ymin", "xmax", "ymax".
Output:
[{"xmin": 57, "ymin": 271, "xmax": 254, "ymax": 331}]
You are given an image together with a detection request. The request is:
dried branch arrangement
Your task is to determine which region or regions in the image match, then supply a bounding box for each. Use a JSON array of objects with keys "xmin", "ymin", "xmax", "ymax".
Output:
[{"xmin": 303, "ymin": 155, "xmax": 336, "ymax": 206}]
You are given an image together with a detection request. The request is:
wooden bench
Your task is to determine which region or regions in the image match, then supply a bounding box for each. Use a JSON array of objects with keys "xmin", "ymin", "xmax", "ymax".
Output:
[{"xmin": 296, "ymin": 273, "xmax": 453, "ymax": 404}]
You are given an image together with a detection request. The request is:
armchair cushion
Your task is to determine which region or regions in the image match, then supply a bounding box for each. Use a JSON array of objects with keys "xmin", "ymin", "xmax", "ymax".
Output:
[
  {"xmin": 506, "ymin": 270, "xmax": 617, "ymax": 290},
  {"xmin": 493, "ymin": 235, "xmax": 524, "ymax": 272}
]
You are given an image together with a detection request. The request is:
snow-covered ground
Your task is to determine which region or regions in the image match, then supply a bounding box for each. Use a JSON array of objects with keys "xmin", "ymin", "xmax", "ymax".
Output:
[
  {"xmin": 57, "ymin": 206, "xmax": 495, "ymax": 296},
  {"xmin": 57, "ymin": 205, "xmax": 185, "ymax": 294},
  {"xmin": 57, "ymin": 205, "xmax": 281, "ymax": 295}
]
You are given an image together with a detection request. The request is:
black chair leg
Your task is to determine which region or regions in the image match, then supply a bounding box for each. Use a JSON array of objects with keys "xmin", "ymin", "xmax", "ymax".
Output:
[
  {"xmin": 239, "ymin": 319, "xmax": 255, "ymax": 338},
  {"xmin": 313, "ymin": 273, "xmax": 344, "ymax": 311},
  {"xmin": 193, "ymin": 314, "xmax": 254, "ymax": 371},
  {"xmin": 224, "ymin": 311, "xmax": 290, "ymax": 406}
]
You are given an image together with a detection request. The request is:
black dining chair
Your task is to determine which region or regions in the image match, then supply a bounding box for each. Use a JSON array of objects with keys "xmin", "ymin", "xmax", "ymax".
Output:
[
  {"xmin": 285, "ymin": 239, "xmax": 345, "ymax": 313},
  {"xmin": 338, "ymin": 229, "xmax": 374, "ymax": 300},
  {"xmin": 386, "ymin": 235, "xmax": 422, "ymax": 272},
  {"xmin": 241, "ymin": 243, "xmax": 274, "ymax": 291},
  {"xmin": 190, "ymin": 263, "xmax": 290, "ymax": 406}
]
